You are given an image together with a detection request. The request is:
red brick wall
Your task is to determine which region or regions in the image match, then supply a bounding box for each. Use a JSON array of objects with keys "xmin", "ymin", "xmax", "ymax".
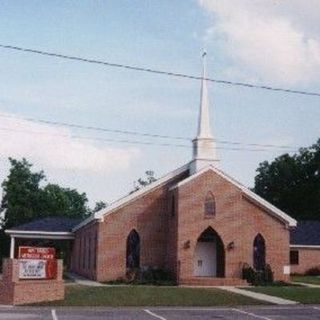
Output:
[
  {"xmin": 166, "ymin": 189, "xmax": 179, "ymax": 281},
  {"xmin": 0, "ymin": 258, "xmax": 64, "ymax": 305},
  {"xmin": 95, "ymin": 172, "xmax": 187, "ymax": 282},
  {"xmin": 72, "ymin": 168, "xmax": 291, "ymax": 283},
  {"xmin": 290, "ymin": 247, "xmax": 320, "ymax": 274},
  {"xmin": 71, "ymin": 221, "xmax": 98, "ymax": 280},
  {"xmin": 176, "ymin": 169, "xmax": 290, "ymax": 282}
]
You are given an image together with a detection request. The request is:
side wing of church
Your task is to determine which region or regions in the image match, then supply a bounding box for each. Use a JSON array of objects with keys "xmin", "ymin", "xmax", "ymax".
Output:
[{"xmin": 69, "ymin": 53, "xmax": 297, "ymax": 285}]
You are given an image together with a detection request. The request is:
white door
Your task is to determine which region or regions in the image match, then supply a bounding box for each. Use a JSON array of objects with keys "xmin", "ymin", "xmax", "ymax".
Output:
[{"xmin": 194, "ymin": 241, "xmax": 217, "ymax": 276}]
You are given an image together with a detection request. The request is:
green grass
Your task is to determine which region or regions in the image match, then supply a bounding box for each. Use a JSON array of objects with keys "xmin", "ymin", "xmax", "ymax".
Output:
[
  {"xmin": 291, "ymin": 275, "xmax": 320, "ymax": 285},
  {"xmin": 36, "ymin": 285, "xmax": 268, "ymax": 306},
  {"xmin": 245, "ymin": 286, "xmax": 320, "ymax": 304}
]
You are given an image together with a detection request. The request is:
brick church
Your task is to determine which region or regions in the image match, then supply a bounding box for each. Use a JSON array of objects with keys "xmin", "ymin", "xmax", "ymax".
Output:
[
  {"xmin": 67, "ymin": 54, "xmax": 297, "ymax": 285},
  {"xmin": 5, "ymin": 55, "xmax": 300, "ymax": 286}
]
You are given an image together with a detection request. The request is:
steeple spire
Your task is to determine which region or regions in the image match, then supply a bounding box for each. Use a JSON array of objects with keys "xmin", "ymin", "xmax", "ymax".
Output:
[
  {"xmin": 197, "ymin": 51, "xmax": 211, "ymax": 138},
  {"xmin": 190, "ymin": 51, "xmax": 218, "ymax": 174}
]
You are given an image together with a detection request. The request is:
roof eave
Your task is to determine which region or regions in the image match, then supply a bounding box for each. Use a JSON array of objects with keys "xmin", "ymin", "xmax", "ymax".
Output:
[
  {"xmin": 290, "ymin": 244, "xmax": 320, "ymax": 249},
  {"xmin": 5, "ymin": 229, "xmax": 75, "ymax": 240},
  {"xmin": 72, "ymin": 162, "xmax": 190, "ymax": 231}
]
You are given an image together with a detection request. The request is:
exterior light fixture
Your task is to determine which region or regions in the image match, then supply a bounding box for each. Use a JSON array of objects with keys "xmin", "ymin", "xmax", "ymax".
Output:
[
  {"xmin": 184, "ymin": 240, "xmax": 191, "ymax": 249},
  {"xmin": 227, "ymin": 241, "xmax": 235, "ymax": 250}
]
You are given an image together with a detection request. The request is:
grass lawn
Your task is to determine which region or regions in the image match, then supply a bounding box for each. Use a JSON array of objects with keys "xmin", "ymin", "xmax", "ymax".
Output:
[
  {"xmin": 291, "ymin": 275, "xmax": 320, "ymax": 285},
  {"xmin": 37, "ymin": 285, "xmax": 268, "ymax": 306},
  {"xmin": 245, "ymin": 286, "xmax": 320, "ymax": 304}
]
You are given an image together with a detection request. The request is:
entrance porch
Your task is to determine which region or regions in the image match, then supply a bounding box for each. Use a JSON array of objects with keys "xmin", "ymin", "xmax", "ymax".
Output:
[{"xmin": 180, "ymin": 226, "xmax": 247, "ymax": 286}]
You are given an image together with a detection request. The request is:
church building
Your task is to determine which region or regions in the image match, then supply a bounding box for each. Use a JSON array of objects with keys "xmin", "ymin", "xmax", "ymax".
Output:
[{"xmin": 68, "ymin": 54, "xmax": 297, "ymax": 285}]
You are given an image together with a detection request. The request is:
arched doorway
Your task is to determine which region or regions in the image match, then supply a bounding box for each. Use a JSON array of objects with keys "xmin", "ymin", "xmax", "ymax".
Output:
[
  {"xmin": 253, "ymin": 233, "xmax": 266, "ymax": 270},
  {"xmin": 126, "ymin": 229, "xmax": 140, "ymax": 269},
  {"xmin": 194, "ymin": 227, "xmax": 225, "ymax": 277}
]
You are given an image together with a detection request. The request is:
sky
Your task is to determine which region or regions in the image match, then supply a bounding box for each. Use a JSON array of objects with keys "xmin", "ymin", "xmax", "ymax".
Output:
[{"xmin": 0, "ymin": 0, "xmax": 319, "ymax": 207}]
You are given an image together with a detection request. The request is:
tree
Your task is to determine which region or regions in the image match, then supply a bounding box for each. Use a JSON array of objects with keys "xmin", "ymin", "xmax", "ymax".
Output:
[
  {"xmin": 0, "ymin": 158, "xmax": 45, "ymax": 230},
  {"xmin": 91, "ymin": 201, "xmax": 107, "ymax": 214},
  {"xmin": 131, "ymin": 170, "xmax": 156, "ymax": 193},
  {"xmin": 0, "ymin": 158, "xmax": 104, "ymax": 258},
  {"xmin": 39, "ymin": 184, "xmax": 89, "ymax": 219},
  {"xmin": 254, "ymin": 139, "xmax": 320, "ymax": 220}
]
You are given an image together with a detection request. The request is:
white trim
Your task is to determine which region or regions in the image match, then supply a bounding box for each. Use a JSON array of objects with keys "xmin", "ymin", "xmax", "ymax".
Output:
[
  {"xmin": 290, "ymin": 245, "xmax": 320, "ymax": 249},
  {"xmin": 171, "ymin": 165, "xmax": 297, "ymax": 227},
  {"xmin": 73, "ymin": 163, "xmax": 190, "ymax": 231},
  {"xmin": 51, "ymin": 309, "xmax": 58, "ymax": 320},
  {"xmin": 72, "ymin": 214, "xmax": 96, "ymax": 232},
  {"xmin": 144, "ymin": 309, "xmax": 167, "ymax": 320},
  {"xmin": 10, "ymin": 236, "xmax": 15, "ymax": 258},
  {"xmin": 5, "ymin": 229, "xmax": 74, "ymax": 240}
]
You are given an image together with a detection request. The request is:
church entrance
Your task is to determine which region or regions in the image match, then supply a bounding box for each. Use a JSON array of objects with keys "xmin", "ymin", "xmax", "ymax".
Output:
[{"xmin": 194, "ymin": 227, "xmax": 225, "ymax": 277}]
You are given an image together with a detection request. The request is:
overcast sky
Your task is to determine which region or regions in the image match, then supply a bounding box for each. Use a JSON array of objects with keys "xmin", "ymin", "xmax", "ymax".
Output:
[{"xmin": 0, "ymin": 0, "xmax": 319, "ymax": 206}]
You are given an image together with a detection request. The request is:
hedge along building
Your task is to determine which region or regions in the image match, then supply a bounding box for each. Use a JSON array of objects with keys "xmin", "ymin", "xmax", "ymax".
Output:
[{"xmin": 67, "ymin": 53, "xmax": 297, "ymax": 285}]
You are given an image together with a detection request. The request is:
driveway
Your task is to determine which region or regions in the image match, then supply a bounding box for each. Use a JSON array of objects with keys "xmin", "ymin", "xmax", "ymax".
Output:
[{"xmin": 1, "ymin": 305, "xmax": 320, "ymax": 319}]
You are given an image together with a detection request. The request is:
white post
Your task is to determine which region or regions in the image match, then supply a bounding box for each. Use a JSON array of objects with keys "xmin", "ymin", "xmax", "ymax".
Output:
[{"xmin": 10, "ymin": 236, "xmax": 15, "ymax": 259}]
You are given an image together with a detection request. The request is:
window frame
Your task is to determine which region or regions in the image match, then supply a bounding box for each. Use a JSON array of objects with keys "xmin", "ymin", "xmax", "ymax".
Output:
[
  {"xmin": 290, "ymin": 250, "xmax": 299, "ymax": 265},
  {"xmin": 204, "ymin": 191, "xmax": 216, "ymax": 217}
]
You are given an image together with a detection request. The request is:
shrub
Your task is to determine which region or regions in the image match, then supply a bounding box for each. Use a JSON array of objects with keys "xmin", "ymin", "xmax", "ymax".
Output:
[
  {"xmin": 104, "ymin": 267, "xmax": 175, "ymax": 286},
  {"xmin": 242, "ymin": 263, "xmax": 274, "ymax": 286},
  {"xmin": 137, "ymin": 267, "xmax": 175, "ymax": 285},
  {"xmin": 305, "ymin": 267, "xmax": 320, "ymax": 276}
]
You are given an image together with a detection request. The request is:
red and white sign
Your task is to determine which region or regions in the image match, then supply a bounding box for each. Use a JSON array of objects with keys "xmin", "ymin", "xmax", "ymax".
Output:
[
  {"xmin": 18, "ymin": 246, "xmax": 55, "ymax": 260},
  {"xmin": 18, "ymin": 246, "xmax": 57, "ymax": 280}
]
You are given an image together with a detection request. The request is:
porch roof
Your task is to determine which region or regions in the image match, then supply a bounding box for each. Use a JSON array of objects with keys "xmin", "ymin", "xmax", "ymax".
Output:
[
  {"xmin": 5, "ymin": 217, "xmax": 81, "ymax": 239},
  {"xmin": 290, "ymin": 220, "xmax": 320, "ymax": 246}
]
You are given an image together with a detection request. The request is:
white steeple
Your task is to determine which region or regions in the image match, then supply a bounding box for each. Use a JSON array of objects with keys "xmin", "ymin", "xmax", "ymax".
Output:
[{"xmin": 190, "ymin": 52, "xmax": 218, "ymax": 174}]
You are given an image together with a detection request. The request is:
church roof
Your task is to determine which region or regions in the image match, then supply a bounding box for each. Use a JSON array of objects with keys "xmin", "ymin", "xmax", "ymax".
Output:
[
  {"xmin": 73, "ymin": 162, "xmax": 297, "ymax": 231},
  {"xmin": 72, "ymin": 163, "xmax": 190, "ymax": 231},
  {"xmin": 290, "ymin": 220, "xmax": 320, "ymax": 246}
]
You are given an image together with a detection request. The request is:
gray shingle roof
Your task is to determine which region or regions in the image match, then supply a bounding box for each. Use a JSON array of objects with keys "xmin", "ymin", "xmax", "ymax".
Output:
[
  {"xmin": 290, "ymin": 220, "xmax": 320, "ymax": 245},
  {"xmin": 9, "ymin": 217, "xmax": 82, "ymax": 233}
]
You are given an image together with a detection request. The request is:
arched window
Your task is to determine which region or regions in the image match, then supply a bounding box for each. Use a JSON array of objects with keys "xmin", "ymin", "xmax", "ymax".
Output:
[
  {"xmin": 126, "ymin": 229, "xmax": 140, "ymax": 269},
  {"xmin": 253, "ymin": 234, "xmax": 266, "ymax": 270},
  {"xmin": 204, "ymin": 192, "xmax": 216, "ymax": 216}
]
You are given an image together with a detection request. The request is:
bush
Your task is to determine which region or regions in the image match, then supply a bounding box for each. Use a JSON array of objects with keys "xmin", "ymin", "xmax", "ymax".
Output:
[
  {"xmin": 305, "ymin": 267, "xmax": 320, "ymax": 276},
  {"xmin": 105, "ymin": 267, "xmax": 175, "ymax": 286},
  {"xmin": 242, "ymin": 263, "xmax": 274, "ymax": 286}
]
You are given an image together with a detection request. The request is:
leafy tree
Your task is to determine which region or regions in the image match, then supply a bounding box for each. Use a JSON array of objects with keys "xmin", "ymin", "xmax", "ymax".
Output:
[
  {"xmin": 131, "ymin": 170, "xmax": 156, "ymax": 193},
  {"xmin": 254, "ymin": 139, "xmax": 320, "ymax": 220},
  {"xmin": 0, "ymin": 158, "xmax": 45, "ymax": 229},
  {"xmin": 0, "ymin": 158, "xmax": 105, "ymax": 258},
  {"xmin": 91, "ymin": 201, "xmax": 107, "ymax": 214},
  {"xmin": 39, "ymin": 184, "xmax": 89, "ymax": 219}
]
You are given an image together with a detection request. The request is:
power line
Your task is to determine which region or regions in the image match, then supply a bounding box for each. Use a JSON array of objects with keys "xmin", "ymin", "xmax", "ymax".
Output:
[
  {"xmin": 0, "ymin": 113, "xmax": 298, "ymax": 151},
  {"xmin": 0, "ymin": 44, "xmax": 319, "ymax": 97},
  {"xmin": 0, "ymin": 125, "xmax": 298, "ymax": 153}
]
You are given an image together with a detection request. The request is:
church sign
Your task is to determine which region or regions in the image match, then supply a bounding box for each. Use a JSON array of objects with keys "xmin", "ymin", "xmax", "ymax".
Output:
[{"xmin": 18, "ymin": 246, "xmax": 57, "ymax": 280}]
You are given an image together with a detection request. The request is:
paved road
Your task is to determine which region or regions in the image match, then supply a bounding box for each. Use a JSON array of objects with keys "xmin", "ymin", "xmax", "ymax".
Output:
[{"xmin": 1, "ymin": 305, "xmax": 320, "ymax": 319}]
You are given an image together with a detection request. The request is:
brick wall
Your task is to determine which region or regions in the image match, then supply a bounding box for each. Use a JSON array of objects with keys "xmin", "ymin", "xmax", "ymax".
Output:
[
  {"xmin": 176, "ymin": 169, "xmax": 290, "ymax": 282},
  {"xmin": 71, "ymin": 221, "xmax": 99, "ymax": 280},
  {"xmin": 0, "ymin": 258, "xmax": 64, "ymax": 305},
  {"xmin": 95, "ymin": 172, "xmax": 187, "ymax": 282},
  {"xmin": 290, "ymin": 247, "xmax": 320, "ymax": 274}
]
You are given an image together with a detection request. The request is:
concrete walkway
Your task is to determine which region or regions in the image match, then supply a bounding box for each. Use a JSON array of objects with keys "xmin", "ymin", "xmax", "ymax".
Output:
[
  {"xmin": 291, "ymin": 281, "xmax": 320, "ymax": 288},
  {"xmin": 65, "ymin": 272, "xmax": 105, "ymax": 286},
  {"xmin": 218, "ymin": 286, "xmax": 298, "ymax": 305}
]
